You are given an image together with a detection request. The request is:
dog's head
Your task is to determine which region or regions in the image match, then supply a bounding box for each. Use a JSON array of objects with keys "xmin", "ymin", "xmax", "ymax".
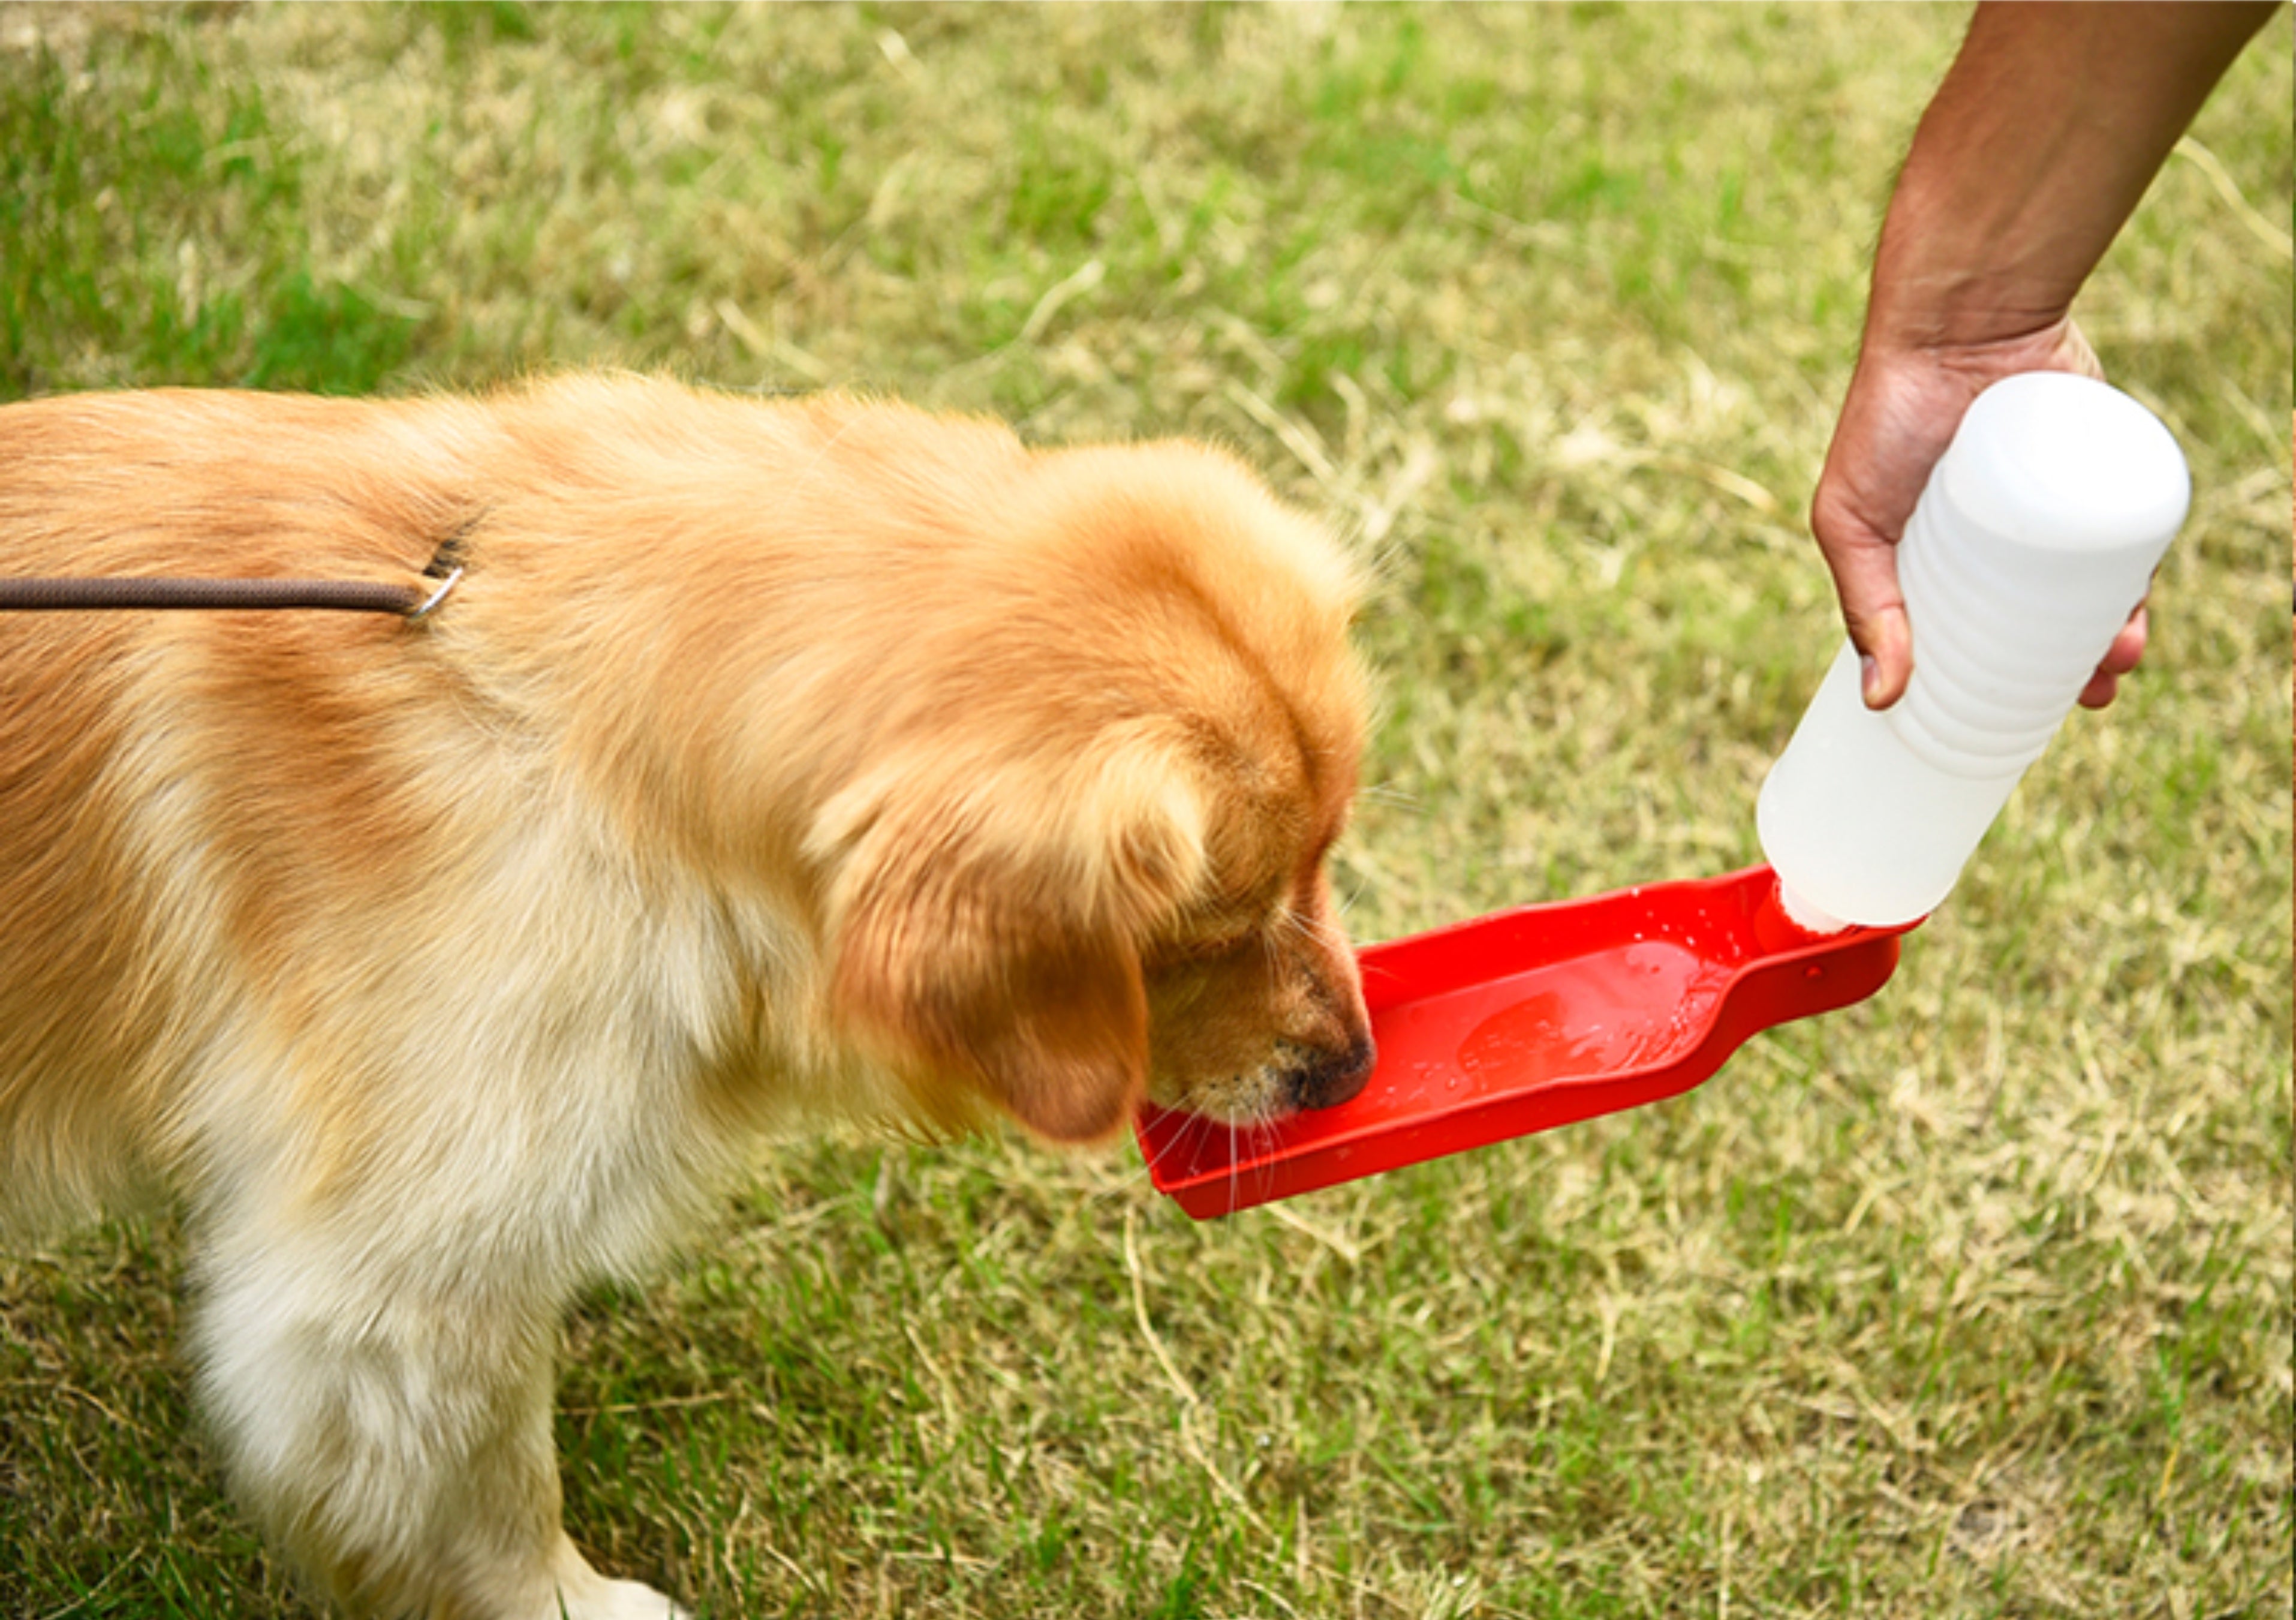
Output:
[{"xmin": 808, "ymin": 441, "xmax": 1373, "ymax": 1143}]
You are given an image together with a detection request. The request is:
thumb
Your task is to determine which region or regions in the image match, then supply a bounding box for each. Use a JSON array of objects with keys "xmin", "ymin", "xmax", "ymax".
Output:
[
  {"xmin": 1809, "ymin": 486, "xmax": 1915, "ymax": 710},
  {"xmin": 1854, "ymin": 597, "xmax": 1913, "ymax": 711}
]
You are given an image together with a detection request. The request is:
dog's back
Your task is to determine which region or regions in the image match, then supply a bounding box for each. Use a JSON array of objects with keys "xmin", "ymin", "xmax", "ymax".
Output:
[{"xmin": 0, "ymin": 381, "xmax": 857, "ymax": 1237}]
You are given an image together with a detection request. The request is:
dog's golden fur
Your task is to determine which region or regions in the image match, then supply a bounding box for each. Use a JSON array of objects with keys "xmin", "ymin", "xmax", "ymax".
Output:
[{"xmin": 0, "ymin": 375, "xmax": 1373, "ymax": 1618}]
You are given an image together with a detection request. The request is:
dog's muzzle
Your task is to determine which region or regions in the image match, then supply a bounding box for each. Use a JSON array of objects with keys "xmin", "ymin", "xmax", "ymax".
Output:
[{"xmin": 1284, "ymin": 1035, "xmax": 1377, "ymax": 1112}]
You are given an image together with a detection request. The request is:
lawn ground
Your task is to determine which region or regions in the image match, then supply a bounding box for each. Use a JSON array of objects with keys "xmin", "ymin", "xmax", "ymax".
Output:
[{"xmin": 1, "ymin": 5, "xmax": 2289, "ymax": 1618}]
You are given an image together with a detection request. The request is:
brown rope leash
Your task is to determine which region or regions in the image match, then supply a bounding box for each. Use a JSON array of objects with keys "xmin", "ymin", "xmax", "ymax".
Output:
[
  {"xmin": 0, "ymin": 575, "xmax": 459, "ymax": 616},
  {"xmin": 0, "ymin": 534, "xmax": 468, "ymax": 619}
]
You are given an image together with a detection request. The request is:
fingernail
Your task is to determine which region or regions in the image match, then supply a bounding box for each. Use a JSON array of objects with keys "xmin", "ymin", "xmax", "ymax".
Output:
[{"xmin": 1859, "ymin": 654, "xmax": 1881, "ymax": 704}]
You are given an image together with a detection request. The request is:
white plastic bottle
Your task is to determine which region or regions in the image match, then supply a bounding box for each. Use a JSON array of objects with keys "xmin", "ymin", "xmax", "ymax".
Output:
[{"xmin": 1757, "ymin": 372, "xmax": 2190, "ymax": 931}]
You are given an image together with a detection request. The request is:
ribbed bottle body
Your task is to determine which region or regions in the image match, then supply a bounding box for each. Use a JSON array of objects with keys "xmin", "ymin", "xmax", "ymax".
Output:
[{"xmin": 1758, "ymin": 374, "xmax": 2189, "ymax": 930}]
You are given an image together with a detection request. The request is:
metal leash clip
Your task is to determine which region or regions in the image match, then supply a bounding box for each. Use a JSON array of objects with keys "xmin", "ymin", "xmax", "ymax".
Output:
[{"xmin": 407, "ymin": 566, "xmax": 465, "ymax": 621}]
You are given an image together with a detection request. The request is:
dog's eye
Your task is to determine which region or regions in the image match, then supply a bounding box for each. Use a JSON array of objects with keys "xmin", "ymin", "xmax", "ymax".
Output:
[
  {"xmin": 1177, "ymin": 926, "xmax": 1259, "ymax": 962},
  {"xmin": 1160, "ymin": 876, "xmax": 1289, "ymax": 965},
  {"xmin": 1161, "ymin": 906, "xmax": 1272, "ymax": 964}
]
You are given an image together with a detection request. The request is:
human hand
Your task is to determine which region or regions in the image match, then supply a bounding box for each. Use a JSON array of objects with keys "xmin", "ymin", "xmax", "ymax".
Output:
[{"xmin": 1808, "ymin": 316, "xmax": 2147, "ymax": 711}]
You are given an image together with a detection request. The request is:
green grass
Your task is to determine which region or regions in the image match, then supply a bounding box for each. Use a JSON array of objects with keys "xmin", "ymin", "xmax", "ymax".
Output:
[{"xmin": 2, "ymin": 5, "xmax": 2288, "ymax": 1617}]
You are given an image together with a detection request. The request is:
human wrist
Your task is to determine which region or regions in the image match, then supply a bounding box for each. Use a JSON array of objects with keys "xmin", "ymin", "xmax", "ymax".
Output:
[
  {"xmin": 1859, "ymin": 1, "xmax": 2276, "ymax": 357},
  {"xmin": 1859, "ymin": 175, "xmax": 2084, "ymax": 357}
]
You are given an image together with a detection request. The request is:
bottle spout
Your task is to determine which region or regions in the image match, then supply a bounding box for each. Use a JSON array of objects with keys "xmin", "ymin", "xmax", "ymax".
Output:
[
  {"xmin": 1775, "ymin": 880, "xmax": 1848, "ymax": 935},
  {"xmin": 1753, "ymin": 871, "xmax": 1851, "ymax": 949}
]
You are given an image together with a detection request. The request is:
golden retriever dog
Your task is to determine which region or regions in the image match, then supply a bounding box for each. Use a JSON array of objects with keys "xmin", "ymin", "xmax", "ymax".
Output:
[{"xmin": 0, "ymin": 375, "xmax": 1374, "ymax": 1619}]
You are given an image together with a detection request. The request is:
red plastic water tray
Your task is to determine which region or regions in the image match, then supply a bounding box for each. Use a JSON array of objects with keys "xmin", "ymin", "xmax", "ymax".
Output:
[{"xmin": 1136, "ymin": 864, "xmax": 1917, "ymax": 1220}]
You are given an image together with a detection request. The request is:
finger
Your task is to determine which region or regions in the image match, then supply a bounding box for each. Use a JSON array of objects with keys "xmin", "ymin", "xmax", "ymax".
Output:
[
  {"xmin": 1860, "ymin": 602, "xmax": 1913, "ymax": 710},
  {"xmin": 2096, "ymin": 602, "xmax": 2148, "ymax": 678},
  {"xmin": 2077, "ymin": 603, "xmax": 2148, "ymax": 710},
  {"xmin": 2077, "ymin": 668, "xmax": 2121, "ymax": 711},
  {"xmin": 1810, "ymin": 497, "xmax": 1916, "ymax": 709}
]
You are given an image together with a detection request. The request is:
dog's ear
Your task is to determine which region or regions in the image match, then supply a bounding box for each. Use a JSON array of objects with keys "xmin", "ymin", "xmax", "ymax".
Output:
[{"xmin": 810, "ymin": 725, "xmax": 1208, "ymax": 1144}]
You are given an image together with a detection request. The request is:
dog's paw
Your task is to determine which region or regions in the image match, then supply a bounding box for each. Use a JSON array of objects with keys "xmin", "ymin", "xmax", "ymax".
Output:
[
  {"xmin": 587, "ymin": 1577, "xmax": 690, "ymax": 1620},
  {"xmin": 532, "ymin": 1540, "xmax": 690, "ymax": 1620},
  {"xmin": 543, "ymin": 1576, "xmax": 689, "ymax": 1620}
]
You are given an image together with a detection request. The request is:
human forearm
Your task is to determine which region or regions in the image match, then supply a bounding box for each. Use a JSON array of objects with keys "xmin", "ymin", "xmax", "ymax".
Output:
[
  {"xmin": 1810, "ymin": 0, "xmax": 2275, "ymax": 711},
  {"xmin": 1866, "ymin": 0, "xmax": 2277, "ymax": 351}
]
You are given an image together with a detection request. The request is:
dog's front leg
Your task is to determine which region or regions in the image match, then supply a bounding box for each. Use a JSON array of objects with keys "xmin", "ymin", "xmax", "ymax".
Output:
[{"xmin": 188, "ymin": 1234, "xmax": 683, "ymax": 1620}]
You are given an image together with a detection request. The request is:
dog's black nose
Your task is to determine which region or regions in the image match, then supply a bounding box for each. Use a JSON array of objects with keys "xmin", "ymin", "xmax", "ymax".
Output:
[{"xmin": 1287, "ymin": 1035, "xmax": 1377, "ymax": 1111}]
